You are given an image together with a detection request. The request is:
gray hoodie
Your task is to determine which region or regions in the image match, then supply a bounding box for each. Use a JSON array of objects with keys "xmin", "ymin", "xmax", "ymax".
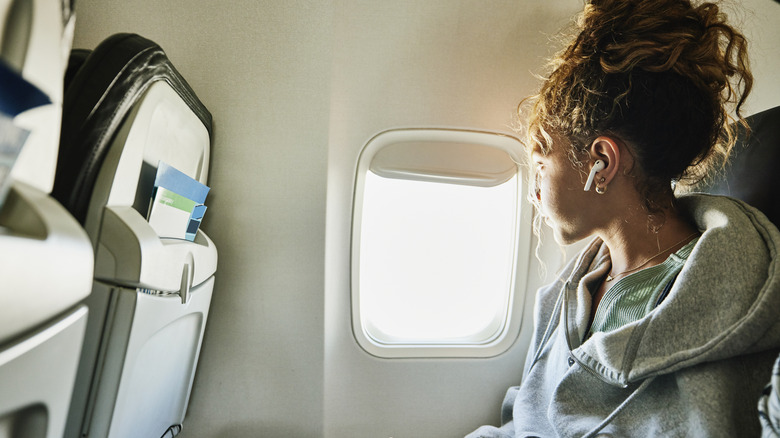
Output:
[{"xmin": 468, "ymin": 194, "xmax": 780, "ymax": 437}]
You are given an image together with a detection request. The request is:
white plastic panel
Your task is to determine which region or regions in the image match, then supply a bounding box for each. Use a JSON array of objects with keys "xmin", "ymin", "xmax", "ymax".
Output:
[
  {"xmin": 81, "ymin": 278, "xmax": 214, "ymax": 438},
  {"xmin": 370, "ymin": 139, "xmax": 517, "ymax": 187},
  {"xmin": 0, "ymin": 182, "xmax": 93, "ymax": 344},
  {"xmin": 64, "ymin": 282, "xmax": 113, "ymax": 438},
  {"xmin": 95, "ymin": 205, "xmax": 217, "ymax": 292},
  {"xmin": 0, "ymin": 307, "xmax": 88, "ymax": 438}
]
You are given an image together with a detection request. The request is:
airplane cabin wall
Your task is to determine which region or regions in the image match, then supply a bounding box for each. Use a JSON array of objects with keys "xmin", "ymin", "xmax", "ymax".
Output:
[
  {"xmin": 322, "ymin": 2, "xmax": 580, "ymax": 437},
  {"xmin": 742, "ymin": 2, "xmax": 780, "ymax": 115},
  {"xmin": 69, "ymin": 0, "xmax": 780, "ymax": 437}
]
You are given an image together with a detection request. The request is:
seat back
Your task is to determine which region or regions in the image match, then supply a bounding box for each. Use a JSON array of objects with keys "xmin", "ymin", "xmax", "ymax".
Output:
[
  {"xmin": 1, "ymin": 3, "xmax": 93, "ymax": 438},
  {"xmin": 56, "ymin": 33, "xmax": 217, "ymax": 438},
  {"xmin": 699, "ymin": 106, "xmax": 780, "ymax": 227}
]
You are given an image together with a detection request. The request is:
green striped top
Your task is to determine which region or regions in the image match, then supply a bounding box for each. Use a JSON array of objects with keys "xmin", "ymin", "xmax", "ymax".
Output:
[{"xmin": 589, "ymin": 237, "xmax": 699, "ymax": 336}]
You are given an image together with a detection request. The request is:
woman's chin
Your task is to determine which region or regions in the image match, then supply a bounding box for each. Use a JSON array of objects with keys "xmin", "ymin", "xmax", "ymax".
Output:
[{"xmin": 546, "ymin": 221, "xmax": 588, "ymax": 246}]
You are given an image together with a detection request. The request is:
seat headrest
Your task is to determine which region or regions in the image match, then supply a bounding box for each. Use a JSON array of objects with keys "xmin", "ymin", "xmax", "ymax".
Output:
[{"xmin": 700, "ymin": 105, "xmax": 780, "ymax": 227}]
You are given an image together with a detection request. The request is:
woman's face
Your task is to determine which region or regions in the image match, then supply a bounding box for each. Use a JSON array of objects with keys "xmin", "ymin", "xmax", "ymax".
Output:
[{"xmin": 531, "ymin": 136, "xmax": 596, "ymax": 245}]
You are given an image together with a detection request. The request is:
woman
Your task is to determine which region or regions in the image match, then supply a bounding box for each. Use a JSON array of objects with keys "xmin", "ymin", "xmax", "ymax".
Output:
[{"xmin": 469, "ymin": 0, "xmax": 780, "ymax": 436}]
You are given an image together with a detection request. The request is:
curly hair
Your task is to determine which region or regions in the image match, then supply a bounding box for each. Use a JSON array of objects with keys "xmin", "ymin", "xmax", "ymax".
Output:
[{"xmin": 523, "ymin": 0, "xmax": 753, "ymax": 214}]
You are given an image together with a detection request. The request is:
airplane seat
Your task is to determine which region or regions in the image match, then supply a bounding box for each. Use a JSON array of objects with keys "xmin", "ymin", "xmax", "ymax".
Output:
[
  {"xmin": 1, "ymin": 1, "xmax": 93, "ymax": 438},
  {"xmin": 700, "ymin": 105, "xmax": 780, "ymax": 227},
  {"xmin": 696, "ymin": 105, "xmax": 780, "ymax": 437},
  {"xmin": 52, "ymin": 33, "xmax": 218, "ymax": 438}
]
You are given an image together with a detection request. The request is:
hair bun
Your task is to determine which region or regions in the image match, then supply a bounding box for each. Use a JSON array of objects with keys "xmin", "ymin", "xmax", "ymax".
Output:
[{"xmin": 523, "ymin": 0, "xmax": 752, "ymax": 213}]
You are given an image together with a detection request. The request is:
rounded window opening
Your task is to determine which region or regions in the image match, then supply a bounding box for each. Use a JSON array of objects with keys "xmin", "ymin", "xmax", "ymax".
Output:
[{"xmin": 351, "ymin": 128, "xmax": 532, "ymax": 358}]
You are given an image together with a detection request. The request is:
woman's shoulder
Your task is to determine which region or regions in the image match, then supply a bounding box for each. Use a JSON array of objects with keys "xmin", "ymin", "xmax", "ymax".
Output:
[{"xmin": 679, "ymin": 193, "xmax": 780, "ymax": 252}]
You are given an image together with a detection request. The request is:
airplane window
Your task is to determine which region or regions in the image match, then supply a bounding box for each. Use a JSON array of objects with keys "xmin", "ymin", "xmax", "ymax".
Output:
[
  {"xmin": 351, "ymin": 129, "xmax": 532, "ymax": 358},
  {"xmin": 360, "ymin": 172, "xmax": 516, "ymax": 342}
]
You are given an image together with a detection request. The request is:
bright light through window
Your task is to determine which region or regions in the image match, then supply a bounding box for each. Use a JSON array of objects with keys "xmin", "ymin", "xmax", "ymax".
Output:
[{"xmin": 358, "ymin": 171, "xmax": 518, "ymax": 344}]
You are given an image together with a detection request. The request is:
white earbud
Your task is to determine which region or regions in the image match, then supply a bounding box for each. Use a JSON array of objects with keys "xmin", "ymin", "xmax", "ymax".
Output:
[{"xmin": 584, "ymin": 160, "xmax": 606, "ymax": 191}]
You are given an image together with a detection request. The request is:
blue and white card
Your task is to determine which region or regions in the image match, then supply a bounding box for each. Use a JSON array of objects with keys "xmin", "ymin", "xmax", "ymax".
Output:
[
  {"xmin": 148, "ymin": 161, "xmax": 210, "ymax": 240},
  {"xmin": 153, "ymin": 161, "xmax": 210, "ymax": 204}
]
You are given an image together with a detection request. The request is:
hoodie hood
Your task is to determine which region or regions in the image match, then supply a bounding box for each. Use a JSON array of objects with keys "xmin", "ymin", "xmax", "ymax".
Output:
[{"xmin": 568, "ymin": 194, "xmax": 780, "ymax": 387}]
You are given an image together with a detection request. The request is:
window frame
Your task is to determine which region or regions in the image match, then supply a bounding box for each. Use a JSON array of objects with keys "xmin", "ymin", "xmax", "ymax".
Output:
[{"xmin": 350, "ymin": 128, "xmax": 533, "ymax": 358}]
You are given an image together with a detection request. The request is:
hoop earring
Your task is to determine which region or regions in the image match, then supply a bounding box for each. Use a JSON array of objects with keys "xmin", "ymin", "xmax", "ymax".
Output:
[{"xmin": 595, "ymin": 177, "xmax": 607, "ymax": 194}]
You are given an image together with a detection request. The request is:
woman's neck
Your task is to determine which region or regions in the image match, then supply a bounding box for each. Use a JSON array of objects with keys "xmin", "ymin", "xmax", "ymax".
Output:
[{"xmin": 599, "ymin": 207, "xmax": 698, "ymax": 278}]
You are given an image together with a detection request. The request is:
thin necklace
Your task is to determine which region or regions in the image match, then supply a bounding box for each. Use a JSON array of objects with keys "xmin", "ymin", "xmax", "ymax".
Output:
[{"xmin": 605, "ymin": 231, "xmax": 698, "ymax": 282}]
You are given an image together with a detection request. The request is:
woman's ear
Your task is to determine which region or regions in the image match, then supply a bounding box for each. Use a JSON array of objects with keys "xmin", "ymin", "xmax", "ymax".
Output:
[{"xmin": 588, "ymin": 136, "xmax": 621, "ymax": 187}]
